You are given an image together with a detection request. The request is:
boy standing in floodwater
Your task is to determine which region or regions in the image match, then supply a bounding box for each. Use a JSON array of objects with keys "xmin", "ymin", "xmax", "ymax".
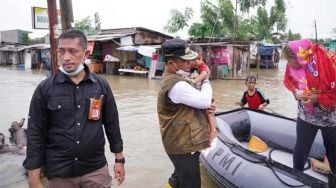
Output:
[{"xmin": 235, "ymin": 75, "xmax": 270, "ymax": 110}]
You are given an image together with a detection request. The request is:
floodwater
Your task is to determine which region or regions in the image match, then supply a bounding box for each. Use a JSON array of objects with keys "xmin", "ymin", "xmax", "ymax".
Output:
[{"xmin": 0, "ymin": 59, "xmax": 297, "ymax": 188}]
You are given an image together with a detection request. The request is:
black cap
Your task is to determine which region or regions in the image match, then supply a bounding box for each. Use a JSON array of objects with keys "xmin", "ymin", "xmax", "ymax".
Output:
[{"xmin": 161, "ymin": 38, "xmax": 198, "ymax": 61}]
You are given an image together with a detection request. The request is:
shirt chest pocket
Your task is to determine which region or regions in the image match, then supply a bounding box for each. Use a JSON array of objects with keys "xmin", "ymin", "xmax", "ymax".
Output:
[
  {"xmin": 84, "ymin": 92, "xmax": 105, "ymax": 105},
  {"xmin": 47, "ymin": 97, "xmax": 75, "ymax": 121}
]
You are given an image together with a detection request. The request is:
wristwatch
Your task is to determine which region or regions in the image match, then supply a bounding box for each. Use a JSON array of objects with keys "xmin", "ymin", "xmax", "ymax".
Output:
[{"xmin": 115, "ymin": 157, "xmax": 125, "ymax": 164}]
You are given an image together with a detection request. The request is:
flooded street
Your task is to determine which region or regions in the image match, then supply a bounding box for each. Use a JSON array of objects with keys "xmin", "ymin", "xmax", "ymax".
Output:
[{"xmin": 0, "ymin": 59, "xmax": 298, "ymax": 188}]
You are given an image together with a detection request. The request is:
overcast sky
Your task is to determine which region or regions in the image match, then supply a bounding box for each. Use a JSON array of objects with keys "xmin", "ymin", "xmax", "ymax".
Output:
[{"xmin": 0, "ymin": 0, "xmax": 335, "ymax": 39}]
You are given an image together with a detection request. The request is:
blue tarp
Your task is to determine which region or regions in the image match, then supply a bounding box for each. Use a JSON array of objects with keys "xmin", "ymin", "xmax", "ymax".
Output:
[{"xmin": 258, "ymin": 44, "xmax": 280, "ymax": 56}]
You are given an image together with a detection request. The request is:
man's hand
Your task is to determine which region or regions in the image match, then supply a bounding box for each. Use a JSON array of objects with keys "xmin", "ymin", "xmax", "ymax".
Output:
[
  {"xmin": 28, "ymin": 169, "xmax": 44, "ymax": 188},
  {"xmin": 114, "ymin": 163, "xmax": 125, "ymax": 185}
]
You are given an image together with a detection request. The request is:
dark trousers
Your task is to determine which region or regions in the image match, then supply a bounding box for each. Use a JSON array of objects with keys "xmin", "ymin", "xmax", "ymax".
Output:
[
  {"xmin": 168, "ymin": 152, "xmax": 201, "ymax": 188},
  {"xmin": 294, "ymin": 118, "xmax": 336, "ymax": 174}
]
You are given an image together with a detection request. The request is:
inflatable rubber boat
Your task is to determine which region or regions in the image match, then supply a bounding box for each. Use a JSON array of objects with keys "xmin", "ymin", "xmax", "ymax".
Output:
[{"xmin": 200, "ymin": 108, "xmax": 328, "ymax": 188}]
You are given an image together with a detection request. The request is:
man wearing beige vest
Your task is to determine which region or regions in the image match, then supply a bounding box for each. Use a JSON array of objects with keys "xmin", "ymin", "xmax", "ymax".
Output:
[{"xmin": 157, "ymin": 38, "xmax": 215, "ymax": 188}]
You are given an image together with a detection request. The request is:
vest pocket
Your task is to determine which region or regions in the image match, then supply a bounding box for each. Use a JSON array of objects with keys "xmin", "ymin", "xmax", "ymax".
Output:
[
  {"xmin": 164, "ymin": 120, "xmax": 189, "ymax": 149},
  {"xmin": 189, "ymin": 121, "xmax": 209, "ymax": 145}
]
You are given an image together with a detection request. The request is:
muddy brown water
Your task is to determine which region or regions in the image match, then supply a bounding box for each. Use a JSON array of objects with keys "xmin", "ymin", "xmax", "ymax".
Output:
[{"xmin": 0, "ymin": 59, "xmax": 297, "ymax": 188}]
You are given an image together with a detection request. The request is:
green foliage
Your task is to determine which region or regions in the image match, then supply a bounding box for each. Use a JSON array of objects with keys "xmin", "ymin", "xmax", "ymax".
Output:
[
  {"xmin": 74, "ymin": 13, "xmax": 102, "ymax": 36},
  {"xmin": 188, "ymin": 23, "xmax": 210, "ymax": 38},
  {"xmin": 237, "ymin": 18, "xmax": 258, "ymax": 40},
  {"xmin": 164, "ymin": 7, "xmax": 194, "ymax": 33},
  {"xmin": 188, "ymin": 0, "xmax": 234, "ymax": 38},
  {"xmin": 274, "ymin": 11, "xmax": 287, "ymax": 32},
  {"xmin": 94, "ymin": 12, "xmax": 101, "ymax": 32},
  {"xmin": 74, "ymin": 16, "xmax": 95, "ymax": 35},
  {"xmin": 287, "ymin": 29, "xmax": 301, "ymax": 41},
  {"xmin": 239, "ymin": 0, "xmax": 267, "ymax": 13},
  {"xmin": 243, "ymin": 0, "xmax": 287, "ymax": 41},
  {"xmin": 165, "ymin": 0, "xmax": 288, "ymax": 41},
  {"xmin": 218, "ymin": 0, "xmax": 235, "ymax": 33},
  {"xmin": 269, "ymin": 0, "xmax": 287, "ymax": 32},
  {"xmin": 255, "ymin": 7, "xmax": 271, "ymax": 40},
  {"xmin": 199, "ymin": 1, "xmax": 219, "ymax": 28},
  {"xmin": 21, "ymin": 32, "xmax": 30, "ymax": 45}
]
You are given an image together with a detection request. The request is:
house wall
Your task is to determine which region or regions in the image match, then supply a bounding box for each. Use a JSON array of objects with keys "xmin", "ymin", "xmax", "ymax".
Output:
[
  {"xmin": 0, "ymin": 30, "xmax": 20, "ymax": 44},
  {"xmin": 109, "ymin": 42, "xmax": 136, "ymax": 63},
  {"xmin": 25, "ymin": 52, "xmax": 32, "ymax": 68},
  {"xmin": 200, "ymin": 44, "xmax": 250, "ymax": 79},
  {"xmin": 134, "ymin": 32, "xmax": 166, "ymax": 45},
  {"xmin": 0, "ymin": 52, "xmax": 7, "ymax": 64},
  {"xmin": 101, "ymin": 42, "xmax": 113, "ymax": 61},
  {"xmin": 329, "ymin": 41, "xmax": 336, "ymax": 52}
]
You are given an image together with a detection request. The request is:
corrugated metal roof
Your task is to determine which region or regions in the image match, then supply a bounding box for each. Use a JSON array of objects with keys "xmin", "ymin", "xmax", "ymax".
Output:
[
  {"xmin": 100, "ymin": 27, "xmax": 173, "ymax": 39},
  {"xmin": 0, "ymin": 44, "xmax": 50, "ymax": 51},
  {"xmin": 0, "ymin": 45, "xmax": 25, "ymax": 51},
  {"xmin": 87, "ymin": 33, "xmax": 131, "ymax": 41},
  {"xmin": 23, "ymin": 44, "xmax": 50, "ymax": 50}
]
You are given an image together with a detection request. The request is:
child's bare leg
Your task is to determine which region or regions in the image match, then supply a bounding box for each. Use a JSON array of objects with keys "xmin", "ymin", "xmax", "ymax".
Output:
[{"xmin": 207, "ymin": 113, "xmax": 217, "ymax": 143}]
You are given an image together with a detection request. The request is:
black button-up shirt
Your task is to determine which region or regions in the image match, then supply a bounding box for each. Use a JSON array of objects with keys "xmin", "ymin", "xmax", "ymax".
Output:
[{"xmin": 24, "ymin": 68, "xmax": 123, "ymax": 178}]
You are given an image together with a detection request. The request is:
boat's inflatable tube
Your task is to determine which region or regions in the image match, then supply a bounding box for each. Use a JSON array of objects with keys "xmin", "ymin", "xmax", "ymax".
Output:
[
  {"xmin": 222, "ymin": 109, "xmax": 325, "ymax": 158},
  {"xmin": 201, "ymin": 109, "xmax": 327, "ymax": 188}
]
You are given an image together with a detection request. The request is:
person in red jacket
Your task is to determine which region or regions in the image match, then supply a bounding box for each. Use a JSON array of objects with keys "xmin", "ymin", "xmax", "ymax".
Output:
[{"xmin": 283, "ymin": 39, "xmax": 336, "ymax": 188}]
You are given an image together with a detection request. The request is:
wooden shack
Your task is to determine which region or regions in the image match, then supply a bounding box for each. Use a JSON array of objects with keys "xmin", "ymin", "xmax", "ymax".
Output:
[
  {"xmin": 189, "ymin": 37, "xmax": 251, "ymax": 79},
  {"xmin": 86, "ymin": 27, "xmax": 173, "ymax": 75}
]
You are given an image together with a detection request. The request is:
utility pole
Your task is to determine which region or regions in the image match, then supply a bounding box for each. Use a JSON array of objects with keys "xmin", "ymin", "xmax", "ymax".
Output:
[
  {"xmin": 47, "ymin": 0, "xmax": 58, "ymax": 75},
  {"xmin": 232, "ymin": 0, "xmax": 239, "ymax": 77},
  {"xmin": 47, "ymin": 0, "xmax": 74, "ymax": 75},
  {"xmin": 314, "ymin": 19, "xmax": 318, "ymax": 43},
  {"xmin": 234, "ymin": 0, "xmax": 238, "ymax": 40},
  {"xmin": 59, "ymin": 0, "xmax": 74, "ymax": 31}
]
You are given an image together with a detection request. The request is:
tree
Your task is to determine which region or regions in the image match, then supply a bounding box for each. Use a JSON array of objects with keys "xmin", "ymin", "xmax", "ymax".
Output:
[
  {"xmin": 255, "ymin": 7, "xmax": 270, "ymax": 40},
  {"xmin": 21, "ymin": 32, "xmax": 30, "ymax": 45},
  {"xmin": 165, "ymin": 0, "xmax": 288, "ymax": 41},
  {"xmin": 217, "ymin": 0, "xmax": 235, "ymax": 35},
  {"xmin": 239, "ymin": 0, "xmax": 267, "ymax": 13},
  {"xmin": 74, "ymin": 13, "xmax": 102, "ymax": 36},
  {"xmin": 188, "ymin": 0, "xmax": 234, "ymax": 38},
  {"xmin": 94, "ymin": 12, "xmax": 101, "ymax": 33},
  {"xmin": 242, "ymin": 0, "xmax": 287, "ymax": 41},
  {"xmin": 238, "ymin": 17, "xmax": 258, "ymax": 40},
  {"xmin": 164, "ymin": 7, "xmax": 194, "ymax": 33},
  {"xmin": 287, "ymin": 29, "xmax": 301, "ymax": 41},
  {"xmin": 74, "ymin": 16, "xmax": 95, "ymax": 35},
  {"xmin": 269, "ymin": 0, "xmax": 287, "ymax": 32},
  {"xmin": 188, "ymin": 23, "xmax": 209, "ymax": 38}
]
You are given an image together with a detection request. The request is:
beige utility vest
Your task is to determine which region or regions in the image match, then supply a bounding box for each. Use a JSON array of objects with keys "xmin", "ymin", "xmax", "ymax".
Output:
[{"xmin": 157, "ymin": 72, "xmax": 210, "ymax": 154}]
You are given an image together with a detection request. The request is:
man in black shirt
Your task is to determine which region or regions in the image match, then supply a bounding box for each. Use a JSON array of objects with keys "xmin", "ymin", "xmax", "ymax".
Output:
[{"xmin": 24, "ymin": 29, "xmax": 125, "ymax": 188}]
